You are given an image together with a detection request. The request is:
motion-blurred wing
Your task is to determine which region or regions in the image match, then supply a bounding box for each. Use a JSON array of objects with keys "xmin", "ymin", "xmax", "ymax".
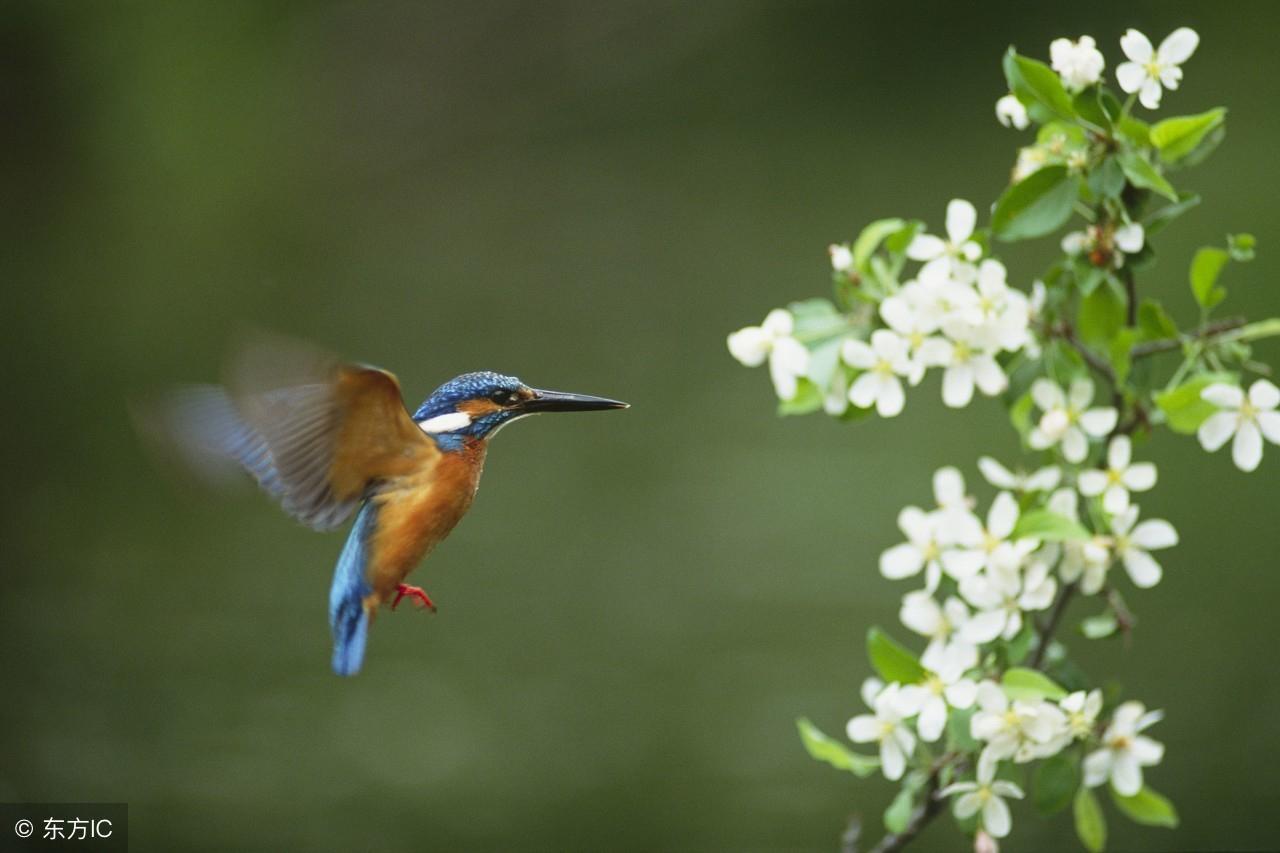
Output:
[{"xmin": 150, "ymin": 335, "xmax": 437, "ymax": 530}]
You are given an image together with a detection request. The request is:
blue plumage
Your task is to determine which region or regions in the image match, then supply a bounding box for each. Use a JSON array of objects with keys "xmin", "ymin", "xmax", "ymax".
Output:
[
  {"xmin": 413, "ymin": 371, "xmax": 525, "ymax": 450},
  {"xmin": 329, "ymin": 502, "xmax": 379, "ymax": 676}
]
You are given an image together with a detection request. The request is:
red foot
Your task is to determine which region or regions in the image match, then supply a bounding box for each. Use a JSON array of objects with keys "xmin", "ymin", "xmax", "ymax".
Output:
[{"xmin": 393, "ymin": 584, "xmax": 437, "ymax": 613}]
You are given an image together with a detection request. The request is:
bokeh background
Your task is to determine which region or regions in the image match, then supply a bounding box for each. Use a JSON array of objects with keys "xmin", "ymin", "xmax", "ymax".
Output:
[{"xmin": 4, "ymin": 2, "xmax": 1279, "ymax": 850}]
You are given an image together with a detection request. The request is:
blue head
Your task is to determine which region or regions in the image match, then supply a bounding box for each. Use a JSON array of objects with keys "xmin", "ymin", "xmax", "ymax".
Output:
[{"xmin": 412, "ymin": 371, "xmax": 628, "ymax": 452}]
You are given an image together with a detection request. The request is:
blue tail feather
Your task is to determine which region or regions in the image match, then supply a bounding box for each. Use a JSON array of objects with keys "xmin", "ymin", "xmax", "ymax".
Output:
[{"xmin": 330, "ymin": 502, "xmax": 377, "ymax": 676}]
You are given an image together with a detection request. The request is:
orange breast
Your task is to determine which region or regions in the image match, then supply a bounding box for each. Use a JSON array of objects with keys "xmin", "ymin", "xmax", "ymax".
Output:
[{"xmin": 365, "ymin": 443, "xmax": 487, "ymax": 601}]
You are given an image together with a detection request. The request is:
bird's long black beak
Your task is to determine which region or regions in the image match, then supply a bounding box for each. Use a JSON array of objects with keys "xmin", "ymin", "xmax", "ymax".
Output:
[{"xmin": 519, "ymin": 388, "xmax": 630, "ymax": 413}]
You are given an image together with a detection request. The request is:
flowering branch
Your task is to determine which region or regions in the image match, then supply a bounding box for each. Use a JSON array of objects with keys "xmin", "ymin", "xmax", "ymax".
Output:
[{"xmin": 732, "ymin": 24, "xmax": 1279, "ymax": 853}]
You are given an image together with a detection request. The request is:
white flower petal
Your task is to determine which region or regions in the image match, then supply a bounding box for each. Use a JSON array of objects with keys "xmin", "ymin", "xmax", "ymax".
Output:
[
  {"xmin": 978, "ymin": 456, "xmax": 1017, "ymax": 489},
  {"xmin": 1079, "ymin": 408, "xmax": 1118, "ymax": 437},
  {"xmin": 1201, "ymin": 383, "xmax": 1244, "ymax": 408},
  {"xmin": 1233, "ymin": 419, "xmax": 1264, "ymax": 472},
  {"xmin": 1123, "ymin": 462, "xmax": 1157, "ymax": 491},
  {"xmin": 1122, "ymin": 548, "xmax": 1163, "ymax": 588},
  {"xmin": 907, "ymin": 233, "xmax": 947, "ymax": 262},
  {"xmin": 881, "ymin": 543, "xmax": 925, "ymax": 580},
  {"xmin": 1249, "ymin": 379, "xmax": 1280, "ymax": 411},
  {"xmin": 727, "ymin": 327, "xmax": 769, "ymax": 367},
  {"xmin": 1198, "ymin": 411, "xmax": 1238, "ymax": 452},
  {"xmin": 954, "ymin": 791, "xmax": 983, "ymax": 820},
  {"xmin": 846, "ymin": 714, "xmax": 880, "ymax": 743},
  {"xmin": 943, "ymin": 364, "xmax": 976, "ymax": 408},
  {"xmin": 1131, "ymin": 519, "xmax": 1177, "ymax": 550},
  {"xmin": 1062, "ymin": 427, "xmax": 1088, "ymax": 463},
  {"xmin": 880, "ymin": 738, "xmax": 906, "ymax": 781},
  {"xmin": 1157, "ymin": 27, "xmax": 1199, "ymax": 65},
  {"xmin": 1120, "ymin": 29, "xmax": 1154, "ymax": 63},
  {"xmin": 988, "ymin": 492, "xmax": 1020, "ymax": 539},
  {"xmin": 876, "ymin": 376, "xmax": 906, "ymax": 417},
  {"xmin": 849, "ymin": 371, "xmax": 882, "ymax": 409},
  {"xmin": 983, "ymin": 795, "xmax": 1012, "ymax": 838},
  {"xmin": 1115, "ymin": 60, "xmax": 1147, "ymax": 94},
  {"xmin": 1031, "ymin": 379, "xmax": 1065, "ymax": 411},
  {"xmin": 1077, "ymin": 469, "xmax": 1107, "ymax": 497},
  {"xmin": 946, "ymin": 199, "xmax": 977, "ymax": 244},
  {"xmin": 1138, "ymin": 78, "xmax": 1163, "ymax": 110},
  {"xmin": 1111, "ymin": 753, "xmax": 1143, "ymax": 796},
  {"xmin": 841, "ymin": 339, "xmax": 877, "ymax": 370},
  {"xmin": 1108, "ymin": 436, "xmax": 1131, "ymax": 469},
  {"xmin": 1083, "ymin": 749, "xmax": 1111, "ymax": 787},
  {"xmin": 1257, "ymin": 411, "xmax": 1280, "ymax": 445},
  {"xmin": 1102, "ymin": 483, "xmax": 1129, "ymax": 515}
]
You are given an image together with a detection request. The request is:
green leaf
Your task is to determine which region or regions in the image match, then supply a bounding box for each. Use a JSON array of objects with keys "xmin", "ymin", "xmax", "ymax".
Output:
[
  {"xmin": 1116, "ymin": 115, "xmax": 1151, "ymax": 148},
  {"xmin": 1011, "ymin": 510, "xmax": 1091, "ymax": 542},
  {"xmin": 1003, "ymin": 48, "xmax": 1076, "ymax": 121},
  {"xmin": 777, "ymin": 379, "xmax": 823, "ymax": 416},
  {"xmin": 1035, "ymin": 753, "xmax": 1081, "ymax": 815},
  {"xmin": 1236, "ymin": 317, "xmax": 1280, "ymax": 342},
  {"xmin": 993, "ymin": 166, "xmax": 1077, "ymax": 241},
  {"xmin": 1190, "ymin": 247, "xmax": 1230, "ymax": 309},
  {"xmin": 1073, "ymin": 88, "xmax": 1111, "ymax": 129},
  {"xmin": 796, "ymin": 718, "xmax": 881, "ymax": 777},
  {"xmin": 1137, "ymin": 299, "xmax": 1179, "ymax": 341},
  {"xmin": 1088, "ymin": 157, "xmax": 1126, "ymax": 200},
  {"xmin": 852, "ymin": 218, "xmax": 906, "ymax": 273},
  {"xmin": 1155, "ymin": 372, "xmax": 1238, "ymax": 434},
  {"xmin": 788, "ymin": 298, "xmax": 841, "ymax": 331},
  {"xmin": 1080, "ymin": 612, "xmax": 1119, "ymax": 639},
  {"xmin": 1144, "ymin": 192, "xmax": 1201, "ymax": 237},
  {"xmin": 1005, "ymin": 623, "xmax": 1036, "ymax": 666},
  {"xmin": 1228, "ymin": 233, "xmax": 1256, "ymax": 262},
  {"xmin": 1078, "ymin": 280, "xmax": 1125, "ymax": 345},
  {"xmin": 1118, "ymin": 150, "xmax": 1178, "ymax": 202},
  {"xmin": 1110, "ymin": 328, "xmax": 1139, "ymax": 385},
  {"xmin": 806, "ymin": 338, "xmax": 843, "ymax": 390},
  {"xmin": 1002, "ymin": 667, "xmax": 1069, "ymax": 701},
  {"xmin": 867, "ymin": 627, "xmax": 926, "ymax": 684},
  {"xmin": 884, "ymin": 786, "xmax": 915, "ymax": 833},
  {"xmin": 1009, "ymin": 389, "xmax": 1034, "ymax": 439},
  {"xmin": 1074, "ymin": 787, "xmax": 1107, "ymax": 852},
  {"xmin": 1150, "ymin": 107, "xmax": 1227, "ymax": 164},
  {"xmin": 1110, "ymin": 785, "xmax": 1179, "ymax": 828}
]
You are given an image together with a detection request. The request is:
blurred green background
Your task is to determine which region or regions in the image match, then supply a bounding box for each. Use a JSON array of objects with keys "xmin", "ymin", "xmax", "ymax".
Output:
[{"xmin": 4, "ymin": 2, "xmax": 1279, "ymax": 850}]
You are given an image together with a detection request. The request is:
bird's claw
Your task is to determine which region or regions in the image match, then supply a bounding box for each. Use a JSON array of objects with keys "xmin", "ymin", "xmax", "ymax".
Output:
[{"xmin": 393, "ymin": 584, "xmax": 437, "ymax": 613}]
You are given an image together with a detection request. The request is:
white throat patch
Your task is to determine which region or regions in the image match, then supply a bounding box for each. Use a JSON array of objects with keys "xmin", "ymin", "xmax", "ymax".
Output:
[{"xmin": 418, "ymin": 411, "xmax": 473, "ymax": 434}]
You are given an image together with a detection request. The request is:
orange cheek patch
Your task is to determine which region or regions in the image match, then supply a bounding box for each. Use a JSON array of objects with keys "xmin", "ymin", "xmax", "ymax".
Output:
[{"xmin": 457, "ymin": 398, "xmax": 503, "ymax": 417}]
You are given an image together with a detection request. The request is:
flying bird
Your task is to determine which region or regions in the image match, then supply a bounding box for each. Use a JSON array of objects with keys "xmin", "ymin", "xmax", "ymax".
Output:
[{"xmin": 150, "ymin": 335, "xmax": 628, "ymax": 676}]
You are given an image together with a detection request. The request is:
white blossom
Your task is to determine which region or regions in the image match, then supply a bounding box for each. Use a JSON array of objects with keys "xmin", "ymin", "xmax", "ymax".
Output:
[
  {"xmin": 1028, "ymin": 377, "xmax": 1118, "ymax": 463},
  {"xmin": 952, "ymin": 259, "xmax": 1031, "ymax": 354},
  {"xmin": 1050, "ymin": 35, "xmax": 1106, "ymax": 91},
  {"xmin": 899, "ymin": 642, "xmax": 979, "ymax": 742},
  {"xmin": 1111, "ymin": 505, "xmax": 1177, "ymax": 588},
  {"xmin": 1061, "ymin": 689, "xmax": 1104, "ymax": 739},
  {"xmin": 1084, "ymin": 701, "xmax": 1165, "ymax": 795},
  {"xmin": 727, "ymin": 309, "xmax": 811, "ymax": 400},
  {"xmin": 941, "ymin": 492, "xmax": 1035, "ymax": 584},
  {"xmin": 1077, "ymin": 436, "xmax": 1157, "ymax": 514},
  {"xmin": 1062, "ymin": 222, "xmax": 1144, "ymax": 267},
  {"xmin": 907, "ymin": 199, "xmax": 983, "ymax": 285},
  {"xmin": 971, "ymin": 681, "xmax": 1069, "ymax": 765},
  {"xmin": 842, "ymin": 330, "xmax": 913, "ymax": 417},
  {"xmin": 995, "ymin": 94, "xmax": 1029, "ymax": 130},
  {"xmin": 1049, "ymin": 488, "xmax": 1111, "ymax": 594},
  {"xmin": 899, "ymin": 591, "xmax": 992, "ymax": 657},
  {"xmin": 977, "ymin": 456, "xmax": 1062, "ymax": 493},
  {"xmin": 941, "ymin": 755, "xmax": 1025, "ymax": 839},
  {"xmin": 1197, "ymin": 380, "xmax": 1280, "ymax": 472},
  {"xmin": 846, "ymin": 682, "xmax": 917, "ymax": 781},
  {"xmin": 829, "ymin": 243, "xmax": 854, "ymax": 272},
  {"xmin": 880, "ymin": 289, "xmax": 951, "ymax": 385},
  {"xmin": 935, "ymin": 327, "xmax": 1009, "ymax": 408},
  {"xmin": 1116, "ymin": 28, "xmax": 1199, "ymax": 109},
  {"xmin": 1115, "ymin": 223, "xmax": 1145, "ymax": 254},
  {"xmin": 880, "ymin": 506, "xmax": 948, "ymax": 589},
  {"xmin": 959, "ymin": 557, "xmax": 1057, "ymax": 640}
]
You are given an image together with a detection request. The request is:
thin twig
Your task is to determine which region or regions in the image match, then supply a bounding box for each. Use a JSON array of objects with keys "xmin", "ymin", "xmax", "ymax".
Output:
[
  {"xmin": 1059, "ymin": 324, "xmax": 1117, "ymax": 386},
  {"xmin": 1120, "ymin": 267, "xmax": 1137, "ymax": 328},
  {"xmin": 868, "ymin": 764, "xmax": 948, "ymax": 853},
  {"xmin": 1130, "ymin": 315, "xmax": 1248, "ymax": 359},
  {"xmin": 1029, "ymin": 582, "xmax": 1078, "ymax": 670}
]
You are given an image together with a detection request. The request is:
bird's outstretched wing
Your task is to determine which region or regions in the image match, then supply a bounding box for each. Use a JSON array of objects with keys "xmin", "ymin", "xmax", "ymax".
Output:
[{"xmin": 145, "ymin": 334, "xmax": 437, "ymax": 530}]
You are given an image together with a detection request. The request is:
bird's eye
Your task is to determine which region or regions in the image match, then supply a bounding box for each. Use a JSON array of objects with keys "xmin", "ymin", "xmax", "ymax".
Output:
[{"xmin": 490, "ymin": 390, "xmax": 515, "ymax": 405}]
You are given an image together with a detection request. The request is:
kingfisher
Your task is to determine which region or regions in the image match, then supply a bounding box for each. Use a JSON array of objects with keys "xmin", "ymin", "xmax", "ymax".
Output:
[{"xmin": 153, "ymin": 335, "xmax": 628, "ymax": 676}]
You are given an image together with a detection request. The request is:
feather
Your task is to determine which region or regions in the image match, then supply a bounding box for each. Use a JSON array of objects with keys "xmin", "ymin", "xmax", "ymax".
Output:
[
  {"xmin": 330, "ymin": 501, "xmax": 378, "ymax": 676},
  {"xmin": 145, "ymin": 333, "xmax": 438, "ymax": 531}
]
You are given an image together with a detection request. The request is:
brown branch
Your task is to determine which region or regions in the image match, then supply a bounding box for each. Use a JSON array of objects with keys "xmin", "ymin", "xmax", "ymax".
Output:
[
  {"xmin": 869, "ymin": 765, "xmax": 947, "ymax": 853},
  {"xmin": 1130, "ymin": 316, "xmax": 1248, "ymax": 359},
  {"xmin": 1029, "ymin": 582, "xmax": 1078, "ymax": 670},
  {"xmin": 1058, "ymin": 324, "xmax": 1117, "ymax": 387},
  {"xmin": 1120, "ymin": 267, "xmax": 1138, "ymax": 327}
]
